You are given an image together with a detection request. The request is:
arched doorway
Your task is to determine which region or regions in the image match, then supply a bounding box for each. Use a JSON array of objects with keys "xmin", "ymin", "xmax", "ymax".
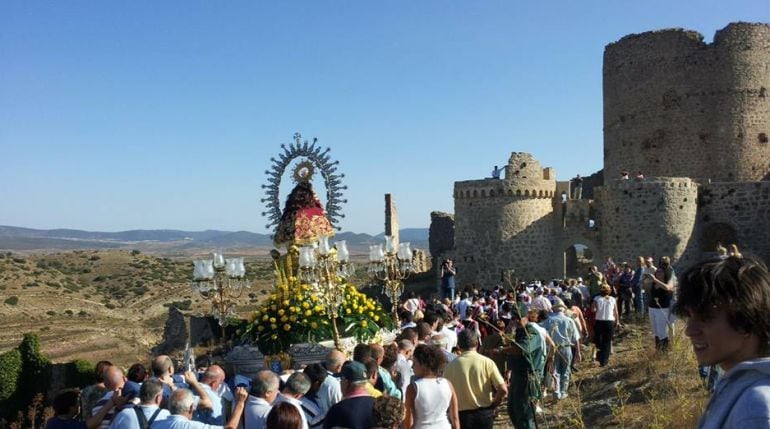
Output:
[{"xmin": 564, "ymin": 243, "xmax": 594, "ymax": 278}]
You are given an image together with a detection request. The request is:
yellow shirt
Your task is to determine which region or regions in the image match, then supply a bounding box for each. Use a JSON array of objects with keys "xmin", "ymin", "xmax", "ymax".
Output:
[
  {"xmin": 443, "ymin": 350, "xmax": 505, "ymax": 411},
  {"xmin": 365, "ymin": 382, "xmax": 383, "ymax": 398}
]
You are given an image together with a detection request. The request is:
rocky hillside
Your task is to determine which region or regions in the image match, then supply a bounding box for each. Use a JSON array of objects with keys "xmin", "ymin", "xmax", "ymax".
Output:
[{"xmin": 0, "ymin": 250, "xmax": 275, "ymax": 365}]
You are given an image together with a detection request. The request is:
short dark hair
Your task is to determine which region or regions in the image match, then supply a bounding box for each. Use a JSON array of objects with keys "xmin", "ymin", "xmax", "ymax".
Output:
[
  {"xmin": 303, "ymin": 363, "xmax": 327, "ymax": 386},
  {"xmin": 416, "ymin": 322, "xmax": 433, "ymax": 340},
  {"xmin": 353, "ymin": 343, "xmax": 373, "ymax": 363},
  {"xmin": 412, "ymin": 344, "xmax": 447, "ymax": 375},
  {"xmin": 422, "ymin": 311, "xmax": 440, "ymax": 327},
  {"xmin": 674, "ymin": 256, "xmax": 770, "ymax": 355},
  {"xmin": 127, "ymin": 363, "xmax": 148, "ymax": 383},
  {"xmin": 397, "ymin": 327, "xmax": 418, "ymax": 343},
  {"xmin": 362, "ymin": 358, "xmax": 379, "ymax": 382},
  {"xmin": 94, "ymin": 360, "xmax": 113, "ymax": 383},
  {"xmin": 457, "ymin": 329, "xmax": 479, "ymax": 350},
  {"xmin": 52, "ymin": 389, "xmax": 80, "ymax": 415}
]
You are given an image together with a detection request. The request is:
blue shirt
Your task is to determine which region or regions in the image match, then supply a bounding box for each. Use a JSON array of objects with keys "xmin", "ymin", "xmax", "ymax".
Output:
[
  {"xmin": 192, "ymin": 384, "xmax": 224, "ymax": 425},
  {"xmin": 45, "ymin": 417, "xmax": 86, "ymax": 429},
  {"xmin": 540, "ymin": 312, "xmax": 580, "ymax": 347}
]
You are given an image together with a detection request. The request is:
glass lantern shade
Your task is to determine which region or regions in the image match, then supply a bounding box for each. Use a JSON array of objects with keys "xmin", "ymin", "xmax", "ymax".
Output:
[
  {"xmin": 299, "ymin": 246, "xmax": 316, "ymax": 268},
  {"xmin": 212, "ymin": 252, "xmax": 226, "ymax": 269},
  {"xmin": 385, "ymin": 236, "xmax": 396, "ymax": 254},
  {"xmin": 193, "ymin": 260, "xmax": 215, "ymax": 280},
  {"xmin": 335, "ymin": 240, "xmax": 349, "ymax": 262},
  {"xmin": 318, "ymin": 236, "xmax": 331, "ymax": 255},
  {"xmin": 398, "ymin": 242, "xmax": 412, "ymax": 260}
]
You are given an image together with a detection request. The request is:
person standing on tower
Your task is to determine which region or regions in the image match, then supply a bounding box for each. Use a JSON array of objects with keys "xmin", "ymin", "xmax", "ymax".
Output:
[
  {"xmin": 440, "ymin": 260, "xmax": 457, "ymax": 302},
  {"xmin": 571, "ymin": 174, "xmax": 583, "ymax": 200}
]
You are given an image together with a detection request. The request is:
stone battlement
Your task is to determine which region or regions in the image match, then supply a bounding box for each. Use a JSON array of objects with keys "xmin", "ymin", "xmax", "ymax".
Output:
[{"xmin": 454, "ymin": 179, "xmax": 556, "ymax": 200}]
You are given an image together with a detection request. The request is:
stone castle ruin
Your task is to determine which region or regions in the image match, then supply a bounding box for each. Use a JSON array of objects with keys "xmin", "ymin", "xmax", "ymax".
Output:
[{"xmin": 430, "ymin": 22, "xmax": 770, "ymax": 286}]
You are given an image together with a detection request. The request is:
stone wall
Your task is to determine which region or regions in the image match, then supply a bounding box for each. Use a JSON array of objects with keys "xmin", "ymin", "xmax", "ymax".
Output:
[
  {"xmin": 595, "ymin": 177, "xmax": 698, "ymax": 266},
  {"xmin": 453, "ymin": 153, "xmax": 556, "ymax": 285},
  {"xmin": 697, "ymin": 181, "xmax": 770, "ymax": 264},
  {"xmin": 603, "ymin": 23, "xmax": 770, "ymax": 184},
  {"xmin": 429, "ymin": 211, "xmax": 455, "ymax": 262}
]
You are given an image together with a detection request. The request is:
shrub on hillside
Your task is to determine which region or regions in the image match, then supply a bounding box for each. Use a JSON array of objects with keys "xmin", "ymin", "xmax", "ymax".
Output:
[
  {"xmin": 0, "ymin": 334, "xmax": 51, "ymax": 423},
  {"xmin": 0, "ymin": 349, "xmax": 22, "ymax": 402},
  {"xmin": 18, "ymin": 334, "xmax": 51, "ymax": 406},
  {"xmin": 4, "ymin": 296, "xmax": 18, "ymax": 306},
  {"xmin": 130, "ymin": 249, "xmax": 141, "ymax": 256}
]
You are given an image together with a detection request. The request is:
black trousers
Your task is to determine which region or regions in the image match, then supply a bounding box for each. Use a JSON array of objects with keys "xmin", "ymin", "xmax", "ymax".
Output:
[
  {"xmin": 459, "ymin": 407, "xmax": 495, "ymax": 429},
  {"xmin": 594, "ymin": 320, "xmax": 615, "ymax": 366}
]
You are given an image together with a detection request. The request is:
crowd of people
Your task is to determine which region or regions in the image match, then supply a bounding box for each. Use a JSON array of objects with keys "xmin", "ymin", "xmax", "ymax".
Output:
[{"xmin": 45, "ymin": 246, "xmax": 770, "ymax": 429}]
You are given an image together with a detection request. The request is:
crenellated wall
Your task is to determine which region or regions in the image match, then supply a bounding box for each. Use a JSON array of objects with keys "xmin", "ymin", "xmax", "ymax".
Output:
[
  {"xmin": 603, "ymin": 23, "xmax": 770, "ymax": 184},
  {"xmin": 453, "ymin": 153, "xmax": 556, "ymax": 284}
]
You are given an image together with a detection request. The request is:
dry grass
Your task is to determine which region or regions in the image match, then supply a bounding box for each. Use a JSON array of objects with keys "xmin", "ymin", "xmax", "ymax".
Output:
[{"xmin": 520, "ymin": 317, "xmax": 709, "ymax": 429}]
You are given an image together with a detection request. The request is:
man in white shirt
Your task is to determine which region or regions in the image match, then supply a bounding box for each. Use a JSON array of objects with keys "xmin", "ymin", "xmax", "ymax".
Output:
[
  {"xmin": 395, "ymin": 339, "xmax": 414, "ymax": 400},
  {"xmin": 110, "ymin": 380, "xmax": 170, "ymax": 429},
  {"xmin": 244, "ymin": 370, "xmax": 280, "ymax": 429},
  {"xmin": 440, "ymin": 310, "xmax": 458, "ymax": 352},
  {"xmin": 274, "ymin": 372, "xmax": 311, "ymax": 429},
  {"xmin": 152, "ymin": 387, "xmax": 247, "ymax": 429},
  {"xmin": 457, "ymin": 292, "xmax": 472, "ymax": 321},
  {"xmin": 315, "ymin": 350, "xmax": 343, "ymax": 419}
]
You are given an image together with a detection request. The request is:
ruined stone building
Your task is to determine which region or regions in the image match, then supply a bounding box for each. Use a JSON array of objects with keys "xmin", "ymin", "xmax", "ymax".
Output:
[{"xmin": 430, "ymin": 22, "xmax": 770, "ymax": 286}]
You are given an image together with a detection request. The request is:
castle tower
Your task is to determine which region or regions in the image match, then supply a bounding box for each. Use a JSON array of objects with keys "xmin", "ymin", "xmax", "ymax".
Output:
[
  {"xmin": 595, "ymin": 178, "xmax": 698, "ymax": 264},
  {"xmin": 603, "ymin": 23, "xmax": 770, "ymax": 184},
  {"xmin": 453, "ymin": 153, "xmax": 556, "ymax": 286}
]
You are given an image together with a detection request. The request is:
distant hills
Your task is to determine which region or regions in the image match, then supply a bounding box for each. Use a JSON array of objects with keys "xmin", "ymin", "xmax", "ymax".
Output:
[{"xmin": 0, "ymin": 225, "xmax": 429, "ymax": 254}]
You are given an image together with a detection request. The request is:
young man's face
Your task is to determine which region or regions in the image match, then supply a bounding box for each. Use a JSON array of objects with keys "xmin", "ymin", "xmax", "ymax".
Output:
[{"xmin": 684, "ymin": 307, "xmax": 758, "ymax": 372}]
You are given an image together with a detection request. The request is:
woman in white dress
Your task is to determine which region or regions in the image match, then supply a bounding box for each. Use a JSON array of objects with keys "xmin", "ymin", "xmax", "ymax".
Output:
[{"xmin": 404, "ymin": 344, "xmax": 460, "ymax": 429}]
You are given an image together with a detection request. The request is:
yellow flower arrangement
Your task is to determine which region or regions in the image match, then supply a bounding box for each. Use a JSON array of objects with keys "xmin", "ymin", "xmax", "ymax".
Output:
[{"xmin": 244, "ymin": 279, "xmax": 393, "ymax": 355}]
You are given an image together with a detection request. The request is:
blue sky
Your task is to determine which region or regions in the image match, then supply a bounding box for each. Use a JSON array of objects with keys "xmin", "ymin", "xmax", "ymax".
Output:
[{"xmin": 1, "ymin": 1, "xmax": 768, "ymax": 235}]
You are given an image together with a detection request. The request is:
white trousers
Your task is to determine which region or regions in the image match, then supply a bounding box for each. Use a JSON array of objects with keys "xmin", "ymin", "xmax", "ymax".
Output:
[{"xmin": 649, "ymin": 307, "xmax": 671, "ymax": 339}]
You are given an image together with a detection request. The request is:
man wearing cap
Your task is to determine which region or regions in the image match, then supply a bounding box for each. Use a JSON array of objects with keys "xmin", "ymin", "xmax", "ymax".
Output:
[
  {"xmin": 323, "ymin": 361, "xmax": 374, "ymax": 429},
  {"xmin": 540, "ymin": 299, "xmax": 580, "ymax": 401},
  {"xmin": 444, "ymin": 329, "xmax": 507, "ymax": 429}
]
